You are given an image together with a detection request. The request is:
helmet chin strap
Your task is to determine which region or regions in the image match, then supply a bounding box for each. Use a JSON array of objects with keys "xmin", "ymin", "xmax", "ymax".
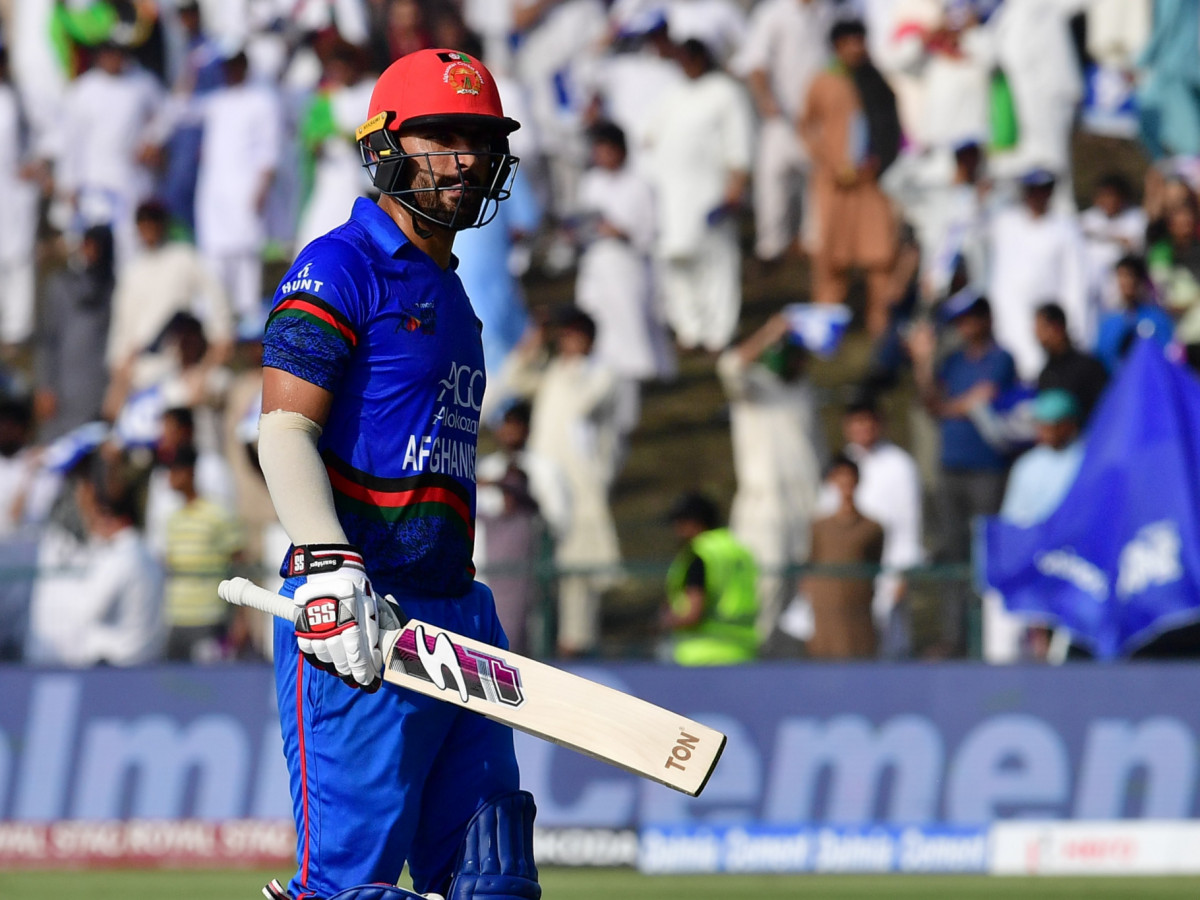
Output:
[{"xmin": 409, "ymin": 209, "xmax": 436, "ymax": 239}]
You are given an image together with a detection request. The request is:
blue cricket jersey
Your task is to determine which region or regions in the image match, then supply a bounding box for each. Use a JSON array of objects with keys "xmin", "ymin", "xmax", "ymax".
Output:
[{"xmin": 263, "ymin": 197, "xmax": 484, "ymax": 597}]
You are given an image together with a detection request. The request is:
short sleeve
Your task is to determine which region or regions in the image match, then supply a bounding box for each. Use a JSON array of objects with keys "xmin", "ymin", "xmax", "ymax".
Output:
[{"xmin": 263, "ymin": 240, "xmax": 366, "ymax": 392}]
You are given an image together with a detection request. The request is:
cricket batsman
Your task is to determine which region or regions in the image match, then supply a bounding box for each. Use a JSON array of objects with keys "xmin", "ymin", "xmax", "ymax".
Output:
[{"xmin": 254, "ymin": 49, "xmax": 539, "ymax": 900}]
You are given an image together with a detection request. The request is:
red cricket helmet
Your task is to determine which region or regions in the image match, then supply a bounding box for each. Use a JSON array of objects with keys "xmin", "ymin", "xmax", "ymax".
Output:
[
  {"xmin": 356, "ymin": 50, "xmax": 520, "ymax": 231},
  {"xmin": 365, "ymin": 49, "xmax": 520, "ymax": 136}
]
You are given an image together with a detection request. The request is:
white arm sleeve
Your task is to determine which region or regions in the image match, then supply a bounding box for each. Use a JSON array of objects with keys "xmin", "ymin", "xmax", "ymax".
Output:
[{"xmin": 257, "ymin": 410, "xmax": 349, "ymax": 546}]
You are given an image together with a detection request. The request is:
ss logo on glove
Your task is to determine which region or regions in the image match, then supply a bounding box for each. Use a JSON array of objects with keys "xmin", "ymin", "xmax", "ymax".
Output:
[{"xmin": 304, "ymin": 598, "xmax": 342, "ymax": 631}]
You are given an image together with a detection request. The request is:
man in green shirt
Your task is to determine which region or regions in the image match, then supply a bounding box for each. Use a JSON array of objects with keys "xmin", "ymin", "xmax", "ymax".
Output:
[{"xmin": 663, "ymin": 492, "xmax": 760, "ymax": 665}]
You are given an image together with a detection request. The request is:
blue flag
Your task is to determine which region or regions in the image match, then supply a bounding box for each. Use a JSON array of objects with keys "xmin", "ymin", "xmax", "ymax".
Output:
[
  {"xmin": 783, "ymin": 303, "xmax": 852, "ymax": 358},
  {"xmin": 980, "ymin": 339, "xmax": 1200, "ymax": 658}
]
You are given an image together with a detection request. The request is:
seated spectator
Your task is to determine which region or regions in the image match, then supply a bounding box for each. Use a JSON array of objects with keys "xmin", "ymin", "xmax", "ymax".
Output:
[
  {"xmin": 662, "ymin": 491, "xmax": 759, "ymax": 665},
  {"xmin": 502, "ymin": 308, "xmax": 621, "ymax": 657},
  {"xmin": 1095, "ymin": 255, "xmax": 1175, "ymax": 372},
  {"xmin": 1034, "ymin": 302, "xmax": 1109, "ymax": 425},
  {"xmin": 908, "ymin": 290, "xmax": 1017, "ymax": 656},
  {"xmin": 1080, "ymin": 174, "xmax": 1147, "ymax": 312},
  {"xmin": 35, "ymin": 225, "xmax": 115, "ymax": 441},
  {"xmin": 803, "ymin": 454, "xmax": 884, "ymax": 661},
  {"xmin": 25, "ymin": 451, "xmax": 165, "ymax": 666},
  {"xmin": 163, "ymin": 444, "xmax": 245, "ymax": 662}
]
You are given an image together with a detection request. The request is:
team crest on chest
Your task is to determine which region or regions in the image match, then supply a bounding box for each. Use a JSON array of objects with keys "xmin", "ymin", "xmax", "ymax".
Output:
[{"xmin": 393, "ymin": 299, "xmax": 437, "ymax": 335}]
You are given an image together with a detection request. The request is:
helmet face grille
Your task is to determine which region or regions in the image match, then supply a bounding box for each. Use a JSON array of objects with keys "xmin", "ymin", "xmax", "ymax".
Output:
[{"xmin": 359, "ymin": 126, "xmax": 519, "ymax": 231}]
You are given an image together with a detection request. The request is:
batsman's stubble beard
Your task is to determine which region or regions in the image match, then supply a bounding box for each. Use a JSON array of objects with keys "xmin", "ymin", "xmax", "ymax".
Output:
[{"xmin": 407, "ymin": 160, "xmax": 486, "ymax": 229}]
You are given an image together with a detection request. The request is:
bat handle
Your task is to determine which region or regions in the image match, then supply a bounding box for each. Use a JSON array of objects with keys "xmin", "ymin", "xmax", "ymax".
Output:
[{"xmin": 219, "ymin": 577, "xmax": 298, "ymax": 624}]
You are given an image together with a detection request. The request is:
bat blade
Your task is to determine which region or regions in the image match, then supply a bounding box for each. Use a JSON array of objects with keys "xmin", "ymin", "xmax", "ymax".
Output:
[
  {"xmin": 384, "ymin": 618, "xmax": 726, "ymax": 796},
  {"xmin": 219, "ymin": 577, "xmax": 726, "ymax": 796}
]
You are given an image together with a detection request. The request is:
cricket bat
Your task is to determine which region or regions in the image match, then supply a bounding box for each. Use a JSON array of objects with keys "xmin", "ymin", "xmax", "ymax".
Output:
[{"xmin": 219, "ymin": 577, "xmax": 726, "ymax": 797}]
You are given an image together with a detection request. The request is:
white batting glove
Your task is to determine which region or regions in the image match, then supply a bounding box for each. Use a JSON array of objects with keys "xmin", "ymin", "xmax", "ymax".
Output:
[{"xmin": 288, "ymin": 545, "xmax": 383, "ymax": 691}]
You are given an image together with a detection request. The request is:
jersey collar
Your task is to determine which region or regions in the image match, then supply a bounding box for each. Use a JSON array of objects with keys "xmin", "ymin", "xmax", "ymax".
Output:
[{"xmin": 350, "ymin": 197, "xmax": 460, "ymax": 270}]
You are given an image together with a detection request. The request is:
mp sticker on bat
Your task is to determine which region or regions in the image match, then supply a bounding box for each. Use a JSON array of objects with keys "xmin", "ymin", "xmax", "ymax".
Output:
[{"xmin": 390, "ymin": 624, "xmax": 525, "ymax": 707}]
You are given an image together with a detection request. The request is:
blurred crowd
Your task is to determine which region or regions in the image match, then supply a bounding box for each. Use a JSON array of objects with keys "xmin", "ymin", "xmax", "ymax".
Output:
[{"xmin": 0, "ymin": 0, "xmax": 1196, "ymax": 667}]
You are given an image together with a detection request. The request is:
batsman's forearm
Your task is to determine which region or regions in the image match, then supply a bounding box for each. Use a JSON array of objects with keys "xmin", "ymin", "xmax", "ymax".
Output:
[{"xmin": 258, "ymin": 409, "xmax": 349, "ymax": 546}]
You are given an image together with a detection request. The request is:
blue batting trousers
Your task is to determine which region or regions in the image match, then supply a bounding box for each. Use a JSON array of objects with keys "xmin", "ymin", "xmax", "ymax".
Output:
[{"xmin": 274, "ymin": 579, "xmax": 521, "ymax": 898}]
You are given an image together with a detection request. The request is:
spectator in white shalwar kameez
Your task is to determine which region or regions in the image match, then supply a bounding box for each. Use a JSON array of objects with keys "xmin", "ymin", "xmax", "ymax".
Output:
[
  {"xmin": 0, "ymin": 49, "xmax": 40, "ymax": 350},
  {"xmin": 982, "ymin": 0, "xmax": 1082, "ymax": 199},
  {"xmin": 103, "ymin": 201, "xmax": 235, "ymax": 422},
  {"xmin": 294, "ymin": 44, "xmax": 374, "ymax": 252},
  {"xmin": 575, "ymin": 122, "xmax": 675, "ymax": 447},
  {"xmin": 463, "ymin": 0, "xmax": 518, "ymax": 77},
  {"xmin": 26, "ymin": 453, "xmax": 165, "ymax": 667},
  {"xmin": 581, "ymin": 13, "xmax": 683, "ymax": 176},
  {"xmin": 56, "ymin": 42, "xmax": 165, "ymax": 262},
  {"xmin": 899, "ymin": 140, "xmax": 991, "ymax": 303},
  {"xmin": 8, "ymin": 0, "xmax": 70, "ymax": 159},
  {"xmin": 666, "ymin": 0, "xmax": 748, "ymax": 66},
  {"xmin": 1080, "ymin": 174, "xmax": 1147, "ymax": 313},
  {"xmin": 648, "ymin": 38, "xmax": 754, "ymax": 352},
  {"xmin": 717, "ymin": 312, "xmax": 823, "ymax": 640},
  {"xmin": 987, "ymin": 169, "xmax": 1091, "ymax": 382},
  {"xmin": 194, "ymin": 50, "xmax": 281, "ymax": 325},
  {"xmin": 886, "ymin": 0, "xmax": 991, "ymax": 154},
  {"xmin": 503, "ymin": 308, "xmax": 622, "ymax": 658},
  {"xmin": 817, "ymin": 400, "xmax": 924, "ymax": 658},
  {"xmin": 511, "ymin": 0, "xmax": 610, "ymax": 218},
  {"xmin": 732, "ymin": 0, "xmax": 835, "ymax": 262},
  {"xmin": 1087, "ymin": 0, "xmax": 1152, "ymax": 72}
]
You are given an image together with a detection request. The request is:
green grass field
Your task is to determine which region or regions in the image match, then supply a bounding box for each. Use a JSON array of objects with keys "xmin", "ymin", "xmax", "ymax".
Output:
[{"xmin": 2, "ymin": 868, "xmax": 1200, "ymax": 899}]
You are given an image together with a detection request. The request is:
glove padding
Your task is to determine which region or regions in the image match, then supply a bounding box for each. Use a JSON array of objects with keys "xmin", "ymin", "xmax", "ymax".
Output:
[{"xmin": 290, "ymin": 544, "xmax": 383, "ymax": 691}]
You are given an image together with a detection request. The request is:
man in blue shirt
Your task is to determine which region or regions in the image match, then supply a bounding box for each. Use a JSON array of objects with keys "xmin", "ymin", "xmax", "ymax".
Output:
[
  {"xmin": 909, "ymin": 288, "xmax": 1017, "ymax": 656},
  {"xmin": 1095, "ymin": 254, "xmax": 1175, "ymax": 373},
  {"xmin": 255, "ymin": 50, "xmax": 539, "ymax": 900}
]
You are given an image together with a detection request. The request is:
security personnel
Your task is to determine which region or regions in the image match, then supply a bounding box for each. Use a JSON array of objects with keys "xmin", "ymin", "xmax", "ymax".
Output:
[{"xmin": 664, "ymin": 492, "xmax": 760, "ymax": 665}]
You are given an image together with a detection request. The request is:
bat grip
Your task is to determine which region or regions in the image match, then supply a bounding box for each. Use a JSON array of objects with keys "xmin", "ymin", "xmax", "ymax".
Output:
[{"xmin": 219, "ymin": 577, "xmax": 298, "ymax": 624}]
